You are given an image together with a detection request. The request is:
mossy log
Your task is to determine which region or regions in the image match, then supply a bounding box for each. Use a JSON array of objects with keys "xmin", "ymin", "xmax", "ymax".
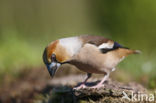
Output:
[{"xmin": 42, "ymin": 75, "xmax": 149, "ymax": 103}]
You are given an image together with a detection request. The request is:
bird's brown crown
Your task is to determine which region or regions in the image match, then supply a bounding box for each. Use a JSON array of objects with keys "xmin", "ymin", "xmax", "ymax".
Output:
[{"xmin": 43, "ymin": 40, "xmax": 71, "ymax": 64}]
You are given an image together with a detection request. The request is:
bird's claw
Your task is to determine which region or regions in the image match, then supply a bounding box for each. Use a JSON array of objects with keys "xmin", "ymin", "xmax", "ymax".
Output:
[
  {"xmin": 73, "ymin": 84, "xmax": 87, "ymax": 90},
  {"xmin": 89, "ymin": 84, "xmax": 104, "ymax": 89}
]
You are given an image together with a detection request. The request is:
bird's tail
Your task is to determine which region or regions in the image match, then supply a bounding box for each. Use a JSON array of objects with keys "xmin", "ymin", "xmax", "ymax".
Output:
[
  {"xmin": 126, "ymin": 49, "xmax": 142, "ymax": 56},
  {"xmin": 118, "ymin": 48, "xmax": 141, "ymax": 57},
  {"xmin": 131, "ymin": 50, "xmax": 141, "ymax": 54}
]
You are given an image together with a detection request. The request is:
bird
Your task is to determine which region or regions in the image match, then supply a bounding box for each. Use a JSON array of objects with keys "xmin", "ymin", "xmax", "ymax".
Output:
[{"xmin": 42, "ymin": 35, "xmax": 140, "ymax": 89}]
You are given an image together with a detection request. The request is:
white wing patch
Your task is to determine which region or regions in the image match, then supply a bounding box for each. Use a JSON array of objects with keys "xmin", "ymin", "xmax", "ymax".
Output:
[
  {"xmin": 59, "ymin": 37, "xmax": 83, "ymax": 56},
  {"xmin": 98, "ymin": 42, "xmax": 114, "ymax": 49}
]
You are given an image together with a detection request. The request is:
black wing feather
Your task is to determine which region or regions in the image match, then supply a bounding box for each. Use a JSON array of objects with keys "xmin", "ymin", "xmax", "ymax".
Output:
[{"xmin": 100, "ymin": 42, "xmax": 128, "ymax": 53}]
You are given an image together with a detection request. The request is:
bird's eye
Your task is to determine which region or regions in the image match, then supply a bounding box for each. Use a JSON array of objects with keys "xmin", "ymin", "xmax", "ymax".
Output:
[{"xmin": 51, "ymin": 54, "xmax": 56, "ymax": 61}]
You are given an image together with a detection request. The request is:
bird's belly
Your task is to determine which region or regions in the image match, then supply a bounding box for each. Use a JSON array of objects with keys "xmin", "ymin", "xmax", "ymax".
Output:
[{"xmin": 69, "ymin": 60, "xmax": 107, "ymax": 74}]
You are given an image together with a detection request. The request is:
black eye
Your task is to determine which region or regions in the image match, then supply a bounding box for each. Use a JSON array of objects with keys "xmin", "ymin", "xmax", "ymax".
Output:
[{"xmin": 51, "ymin": 54, "xmax": 56, "ymax": 61}]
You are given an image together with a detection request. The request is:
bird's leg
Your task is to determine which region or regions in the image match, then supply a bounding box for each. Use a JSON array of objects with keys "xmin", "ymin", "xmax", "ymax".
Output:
[
  {"xmin": 73, "ymin": 73, "xmax": 92, "ymax": 89},
  {"xmin": 112, "ymin": 67, "xmax": 116, "ymax": 72},
  {"xmin": 91, "ymin": 72, "xmax": 110, "ymax": 89}
]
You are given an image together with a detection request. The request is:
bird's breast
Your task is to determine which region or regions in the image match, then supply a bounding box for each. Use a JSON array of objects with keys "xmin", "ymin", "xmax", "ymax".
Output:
[
  {"xmin": 69, "ymin": 60, "xmax": 108, "ymax": 74},
  {"xmin": 68, "ymin": 43, "xmax": 114, "ymax": 74}
]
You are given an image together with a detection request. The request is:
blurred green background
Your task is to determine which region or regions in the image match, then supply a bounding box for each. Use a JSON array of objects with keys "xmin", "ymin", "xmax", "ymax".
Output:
[{"xmin": 0, "ymin": 0, "xmax": 156, "ymax": 89}]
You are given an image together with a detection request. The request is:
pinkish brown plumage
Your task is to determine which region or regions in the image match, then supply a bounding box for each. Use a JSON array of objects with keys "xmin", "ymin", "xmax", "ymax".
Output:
[{"xmin": 43, "ymin": 35, "xmax": 140, "ymax": 89}]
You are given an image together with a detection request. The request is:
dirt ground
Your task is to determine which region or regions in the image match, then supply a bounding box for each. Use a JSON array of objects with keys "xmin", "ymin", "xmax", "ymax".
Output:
[
  {"xmin": 0, "ymin": 64, "xmax": 82, "ymax": 103},
  {"xmin": 0, "ymin": 64, "xmax": 149, "ymax": 103},
  {"xmin": 0, "ymin": 67, "xmax": 49, "ymax": 103}
]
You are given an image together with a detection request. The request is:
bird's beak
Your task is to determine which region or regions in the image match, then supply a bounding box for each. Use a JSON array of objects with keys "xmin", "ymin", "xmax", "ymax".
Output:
[{"xmin": 46, "ymin": 62, "xmax": 61, "ymax": 77}]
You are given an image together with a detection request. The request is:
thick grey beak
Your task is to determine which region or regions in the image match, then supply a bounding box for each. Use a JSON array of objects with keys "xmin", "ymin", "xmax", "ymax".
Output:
[{"xmin": 47, "ymin": 62, "xmax": 61, "ymax": 77}]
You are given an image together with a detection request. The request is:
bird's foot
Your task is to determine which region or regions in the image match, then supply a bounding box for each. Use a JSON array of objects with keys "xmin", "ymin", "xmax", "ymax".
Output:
[
  {"xmin": 90, "ymin": 83, "xmax": 104, "ymax": 89},
  {"xmin": 73, "ymin": 84, "xmax": 87, "ymax": 90}
]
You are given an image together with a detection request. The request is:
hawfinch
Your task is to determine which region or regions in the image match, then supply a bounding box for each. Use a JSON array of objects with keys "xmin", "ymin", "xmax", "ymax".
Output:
[{"xmin": 43, "ymin": 35, "xmax": 140, "ymax": 89}]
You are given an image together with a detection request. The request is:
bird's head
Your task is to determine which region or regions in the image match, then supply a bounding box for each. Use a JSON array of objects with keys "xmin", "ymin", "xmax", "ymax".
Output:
[{"xmin": 43, "ymin": 40, "xmax": 71, "ymax": 77}]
